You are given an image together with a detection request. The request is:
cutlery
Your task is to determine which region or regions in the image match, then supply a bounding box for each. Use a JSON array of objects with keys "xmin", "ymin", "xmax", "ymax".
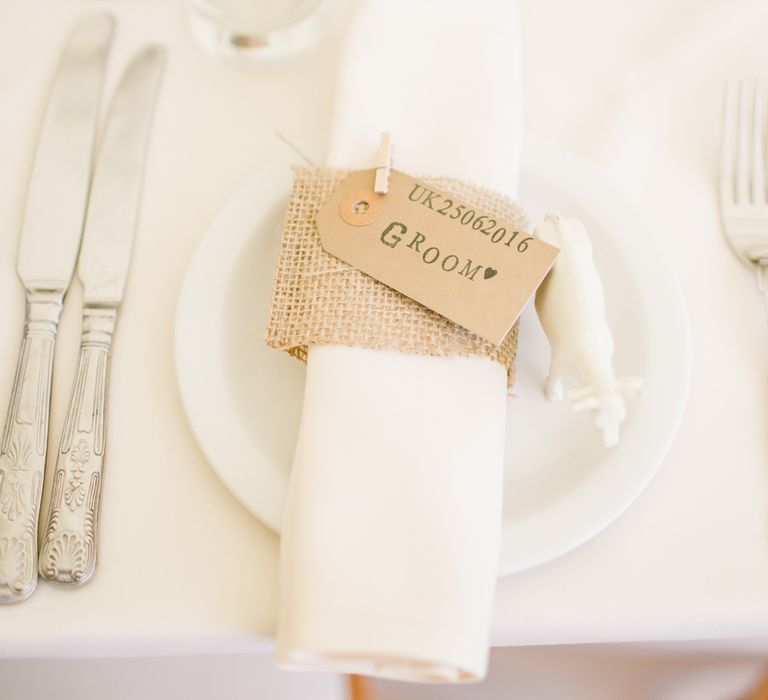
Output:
[
  {"xmin": 38, "ymin": 46, "xmax": 166, "ymax": 586},
  {"xmin": 720, "ymin": 80, "xmax": 768, "ymax": 309},
  {"xmin": 0, "ymin": 14, "xmax": 113, "ymax": 603}
]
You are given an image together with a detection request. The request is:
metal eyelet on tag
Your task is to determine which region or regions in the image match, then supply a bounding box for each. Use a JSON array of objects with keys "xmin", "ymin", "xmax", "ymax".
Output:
[{"xmin": 339, "ymin": 189, "xmax": 383, "ymax": 226}]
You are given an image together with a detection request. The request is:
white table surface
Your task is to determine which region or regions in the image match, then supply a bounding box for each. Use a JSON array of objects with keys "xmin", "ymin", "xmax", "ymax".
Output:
[{"xmin": 2, "ymin": 0, "xmax": 768, "ymax": 657}]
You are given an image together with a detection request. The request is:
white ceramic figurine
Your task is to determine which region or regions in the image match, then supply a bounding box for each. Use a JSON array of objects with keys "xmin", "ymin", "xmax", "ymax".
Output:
[{"xmin": 533, "ymin": 212, "xmax": 642, "ymax": 447}]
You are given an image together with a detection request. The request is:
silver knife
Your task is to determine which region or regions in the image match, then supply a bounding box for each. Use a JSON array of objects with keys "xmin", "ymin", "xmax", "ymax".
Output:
[
  {"xmin": 38, "ymin": 46, "xmax": 166, "ymax": 586},
  {"xmin": 0, "ymin": 14, "xmax": 113, "ymax": 604}
]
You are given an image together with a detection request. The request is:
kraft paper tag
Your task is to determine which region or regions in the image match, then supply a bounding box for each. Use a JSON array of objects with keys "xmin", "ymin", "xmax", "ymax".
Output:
[{"xmin": 316, "ymin": 169, "xmax": 559, "ymax": 345}]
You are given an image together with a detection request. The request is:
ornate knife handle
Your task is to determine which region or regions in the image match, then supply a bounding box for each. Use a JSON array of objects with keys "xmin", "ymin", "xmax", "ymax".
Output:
[
  {"xmin": 39, "ymin": 303, "xmax": 116, "ymax": 586},
  {"xmin": 0, "ymin": 289, "xmax": 63, "ymax": 603}
]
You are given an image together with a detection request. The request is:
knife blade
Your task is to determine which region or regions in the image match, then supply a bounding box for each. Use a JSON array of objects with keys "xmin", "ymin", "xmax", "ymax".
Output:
[
  {"xmin": 77, "ymin": 46, "xmax": 166, "ymax": 305},
  {"xmin": 17, "ymin": 14, "xmax": 114, "ymax": 290},
  {"xmin": 0, "ymin": 14, "xmax": 113, "ymax": 604},
  {"xmin": 38, "ymin": 46, "xmax": 166, "ymax": 586}
]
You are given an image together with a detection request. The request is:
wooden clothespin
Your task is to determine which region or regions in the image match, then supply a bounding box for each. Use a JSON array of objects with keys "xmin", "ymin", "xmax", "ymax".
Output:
[{"xmin": 374, "ymin": 132, "xmax": 394, "ymax": 194}]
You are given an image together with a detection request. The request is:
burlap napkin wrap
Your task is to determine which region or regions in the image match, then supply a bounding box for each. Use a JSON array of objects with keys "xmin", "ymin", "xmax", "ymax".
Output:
[{"xmin": 266, "ymin": 167, "xmax": 528, "ymax": 385}]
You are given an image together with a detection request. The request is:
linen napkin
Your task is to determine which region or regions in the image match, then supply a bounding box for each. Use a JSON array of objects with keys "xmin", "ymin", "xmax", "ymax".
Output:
[{"xmin": 277, "ymin": 0, "xmax": 521, "ymax": 683}]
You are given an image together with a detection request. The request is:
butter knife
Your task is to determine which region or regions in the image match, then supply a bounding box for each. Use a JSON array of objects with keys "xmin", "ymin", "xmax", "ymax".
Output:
[
  {"xmin": 0, "ymin": 14, "xmax": 113, "ymax": 604},
  {"xmin": 38, "ymin": 46, "xmax": 166, "ymax": 586}
]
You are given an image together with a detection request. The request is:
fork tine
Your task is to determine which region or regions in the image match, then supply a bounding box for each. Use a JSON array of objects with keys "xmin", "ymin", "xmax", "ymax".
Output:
[
  {"xmin": 737, "ymin": 79, "xmax": 751, "ymax": 203},
  {"xmin": 754, "ymin": 81, "xmax": 766, "ymax": 204},
  {"xmin": 721, "ymin": 81, "xmax": 736, "ymax": 205}
]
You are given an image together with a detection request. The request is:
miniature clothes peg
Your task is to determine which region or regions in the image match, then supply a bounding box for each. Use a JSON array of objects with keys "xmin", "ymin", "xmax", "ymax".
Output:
[{"xmin": 374, "ymin": 131, "xmax": 393, "ymax": 193}]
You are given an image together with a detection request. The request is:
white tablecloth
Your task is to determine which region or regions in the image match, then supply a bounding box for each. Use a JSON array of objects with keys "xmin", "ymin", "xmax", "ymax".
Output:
[{"xmin": 2, "ymin": 0, "xmax": 768, "ymax": 657}]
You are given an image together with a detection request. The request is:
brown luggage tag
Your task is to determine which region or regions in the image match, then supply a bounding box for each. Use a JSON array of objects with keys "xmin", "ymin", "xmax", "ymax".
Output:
[{"xmin": 316, "ymin": 168, "xmax": 559, "ymax": 345}]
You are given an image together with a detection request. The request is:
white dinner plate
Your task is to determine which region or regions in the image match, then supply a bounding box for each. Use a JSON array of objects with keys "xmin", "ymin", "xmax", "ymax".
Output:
[{"xmin": 174, "ymin": 139, "xmax": 690, "ymax": 575}]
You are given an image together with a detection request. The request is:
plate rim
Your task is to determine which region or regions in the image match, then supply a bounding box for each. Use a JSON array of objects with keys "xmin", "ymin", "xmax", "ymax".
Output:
[
  {"xmin": 498, "ymin": 138, "xmax": 691, "ymax": 573},
  {"xmin": 174, "ymin": 166, "xmax": 293, "ymax": 532}
]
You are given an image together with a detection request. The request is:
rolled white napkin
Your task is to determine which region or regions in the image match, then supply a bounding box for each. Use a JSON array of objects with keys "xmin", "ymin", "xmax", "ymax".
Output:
[{"xmin": 277, "ymin": 0, "xmax": 521, "ymax": 683}]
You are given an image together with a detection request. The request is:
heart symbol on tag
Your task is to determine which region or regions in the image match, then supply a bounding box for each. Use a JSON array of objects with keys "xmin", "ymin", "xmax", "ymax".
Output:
[{"xmin": 484, "ymin": 267, "xmax": 498, "ymax": 280}]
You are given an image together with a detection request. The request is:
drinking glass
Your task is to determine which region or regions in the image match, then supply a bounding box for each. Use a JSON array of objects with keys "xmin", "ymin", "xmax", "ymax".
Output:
[{"xmin": 186, "ymin": 0, "xmax": 328, "ymax": 63}]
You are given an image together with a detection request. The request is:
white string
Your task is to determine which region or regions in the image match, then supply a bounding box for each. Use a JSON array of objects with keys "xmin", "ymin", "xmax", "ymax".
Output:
[{"xmin": 274, "ymin": 130, "xmax": 317, "ymax": 167}]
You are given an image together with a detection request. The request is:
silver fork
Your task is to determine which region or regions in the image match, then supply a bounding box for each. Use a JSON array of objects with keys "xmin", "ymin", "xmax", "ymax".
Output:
[{"xmin": 720, "ymin": 80, "xmax": 768, "ymax": 308}]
